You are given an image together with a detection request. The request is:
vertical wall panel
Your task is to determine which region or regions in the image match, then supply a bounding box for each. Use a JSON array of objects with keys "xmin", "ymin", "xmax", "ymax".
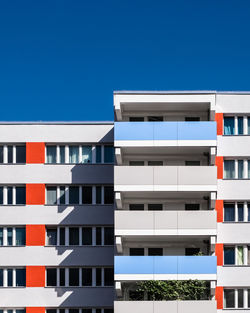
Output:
[
  {"xmin": 215, "ymin": 156, "xmax": 223, "ymax": 179},
  {"xmin": 215, "ymin": 200, "xmax": 224, "ymax": 223},
  {"xmin": 215, "ymin": 243, "xmax": 224, "ymax": 266},
  {"xmin": 26, "ymin": 142, "xmax": 45, "ymax": 164},
  {"xmin": 26, "ymin": 266, "xmax": 45, "ymax": 287},
  {"xmin": 215, "ymin": 286, "xmax": 223, "ymax": 309},
  {"xmin": 26, "ymin": 184, "xmax": 45, "ymax": 205},
  {"xmin": 27, "ymin": 308, "xmax": 45, "ymax": 313},
  {"xmin": 26, "ymin": 225, "xmax": 45, "ymax": 246},
  {"xmin": 215, "ymin": 113, "xmax": 223, "ymax": 135}
]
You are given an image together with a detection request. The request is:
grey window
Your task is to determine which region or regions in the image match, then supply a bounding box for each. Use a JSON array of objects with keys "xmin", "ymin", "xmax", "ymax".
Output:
[
  {"xmin": 148, "ymin": 161, "xmax": 163, "ymax": 166},
  {"xmin": 69, "ymin": 146, "xmax": 79, "ymax": 163},
  {"xmin": 148, "ymin": 116, "xmax": 163, "ymax": 121},
  {"xmin": 16, "ymin": 187, "xmax": 26, "ymax": 205},
  {"xmin": 16, "ymin": 269, "xmax": 26, "ymax": 286},
  {"xmin": 224, "ymin": 289, "xmax": 235, "ymax": 308},
  {"xmin": 7, "ymin": 146, "xmax": 13, "ymax": 163},
  {"xmin": 96, "ymin": 227, "xmax": 102, "ymax": 245},
  {"xmin": 59, "ymin": 146, "xmax": 65, "ymax": 163},
  {"xmin": 16, "ymin": 146, "xmax": 26, "ymax": 163},
  {"xmin": 47, "ymin": 229, "xmax": 57, "ymax": 246},
  {"xmin": 238, "ymin": 117, "xmax": 243, "ymax": 135},
  {"xmin": 7, "ymin": 269, "xmax": 13, "ymax": 286},
  {"xmin": 82, "ymin": 146, "xmax": 92, "ymax": 163},
  {"xmin": 104, "ymin": 227, "xmax": 114, "ymax": 245},
  {"xmin": 104, "ymin": 268, "xmax": 114, "ymax": 286},
  {"xmin": 82, "ymin": 186, "xmax": 92, "ymax": 204},
  {"xmin": 60, "ymin": 268, "xmax": 65, "ymax": 286},
  {"xmin": 47, "ymin": 268, "xmax": 57, "ymax": 286},
  {"xmin": 224, "ymin": 247, "xmax": 235, "ymax": 265},
  {"xmin": 69, "ymin": 186, "xmax": 79, "ymax": 204},
  {"xmin": 238, "ymin": 160, "xmax": 244, "ymax": 179},
  {"xmin": 7, "ymin": 228, "xmax": 13, "ymax": 245},
  {"xmin": 238, "ymin": 203, "xmax": 244, "ymax": 222},
  {"xmin": 96, "ymin": 268, "xmax": 102, "ymax": 286},
  {"xmin": 7, "ymin": 187, "xmax": 13, "ymax": 204},
  {"xmin": 224, "ymin": 117, "xmax": 235, "ymax": 135},
  {"xmin": 129, "ymin": 117, "xmax": 144, "ymax": 121},
  {"xmin": 60, "ymin": 228, "xmax": 65, "ymax": 245},
  {"xmin": 0, "ymin": 228, "xmax": 3, "ymax": 245},
  {"xmin": 16, "ymin": 228, "xmax": 25, "ymax": 246},
  {"xmin": 104, "ymin": 186, "xmax": 113, "ymax": 204},
  {"xmin": 0, "ymin": 187, "xmax": 3, "ymax": 204},
  {"xmin": 104, "ymin": 146, "xmax": 114, "ymax": 163},
  {"xmin": 185, "ymin": 160, "xmax": 200, "ymax": 166},
  {"xmin": 129, "ymin": 161, "xmax": 144, "ymax": 166},
  {"xmin": 148, "ymin": 204, "xmax": 163, "ymax": 211},
  {"xmin": 82, "ymin": 268, "xmax": 92, "ymax": 286},
  {"xmin": 96, "ymin": 146, "xmax": 102, "ymax": 163},
  {"xmin": 0, "ymin": 269, "xmax": 3, "ymax": 286},
  {"xmin": 96, "ymin": 186, "xmax": 102, "ymax": 204},
  {"xmin": 129, "ymin": 204, "xmax": 144, "ymax": 211},
  {"xmin": 185, "ymin": 203, "xmax": 200, "ymax": 211},
  {"xmin": 148, "ymin": 248, "xmax": 163, "ymax": 256},
  {"xmin": 69, "ymin": 227, "xmax": 79, "ymax": 245},
  {"xmin": 238, "ymin": 289, "xmax": 244, "ymax": 308},
  {"xmin": 224, "ymin": 203, "xmax": 235, "ymax": 222},
  {"xmin": 46, "ymin": 146, "xmax": 57, "ymax": 164},
  {"xmin": 47, "ymin": 187, "xmax": 57, "ymax": 205},
  {"xmin": 224, "ymin": 160, "xmax": 235, "ymax": 179},
  {"xmin": 82, "ymin": 227, "xmax": 92, "ymax": 245},
  {"xmin": 130, "ymin": 248, "xmax": 144, "ymax": 256},
  {"xmin": 69, "ymin": 268, "xmax": 79, "ymax": 286},
  {"xmin": 59, "ymin": 186, "xmax": 65, "ymax": 205},
  {"xmin": 0, "ymin": 146, "xmax": 3, "ymax": 163}
]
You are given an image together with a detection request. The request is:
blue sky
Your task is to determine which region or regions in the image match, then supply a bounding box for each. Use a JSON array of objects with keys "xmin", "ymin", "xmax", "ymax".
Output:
[{"xmin": 0, "ymin": 0, "xmax": 250, "ymax": 121}]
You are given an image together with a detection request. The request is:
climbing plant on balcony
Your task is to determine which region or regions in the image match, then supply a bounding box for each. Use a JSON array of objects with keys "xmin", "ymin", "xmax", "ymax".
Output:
[{"xmin": 134, "ymin": 280, "xmax": 210, "ymax": 301}]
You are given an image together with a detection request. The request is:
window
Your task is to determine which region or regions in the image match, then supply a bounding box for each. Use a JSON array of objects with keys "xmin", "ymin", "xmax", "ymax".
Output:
[
  {"xmin": 0, "ymin": 147, "xmax": 3, "ymax": 163},
  {"xmin": 16, "ymin": 228, "xmax": 25, "ymax": 246},
  {"xmin": 0, "ymin": 187, "xmax": 3, "ymax": 205},
  {"xmin": 224, "ymin": 160, "xmax": 235, "ymax": 179},
  {"xmin": 0, "ymin": 269, "xmax": 3, "ymax": 286},
  {"xmin": 46, "ymin": 146, "xmax": 57, "ymax": 164},
  {"xmin": 185, "ymin": 203, "xmax": 200, "ymax": 211},
  {"xmin": 224, "ymin": 247, "xmax": 235, "ymax": 265},
  {"xmin": 238, "ymin": 117, "xmax": 243, "ymax": 135},
  {"xmin": 82, "ymin": 146, "xmax": 92, "ymax": 164},
  {"xmin": 96, "ymin": 268, "xmax": 102, "ymax": 286},
  {"xmin": 69, "ymin": 268, "xmax": 79, "ymax": 286},
  {"xmin": 224, "ymin": 203, "xmax": 235, "ymax": 222},
  {"xmin": 129, "ymin": 161, "xmax": 144, "ymax": 166},
  {"xmin": 185, "ymin": 117, "xmax": 200, "ymax": 121},
  {"xmin": 130, "ymin": 248, "xmax": 144, "ymax": 256},
  {"xmin": 7, "ymin": 187, "xmax": 13, "ymax": 205},
  {"xmin": 104, "ymin": 146, "xmax": 114, "ymax": 163},
  {"xmin": 96, "ymin": 186, "xmax": 102, "ymax": 204},
  {"xmin": 16, "ymin": 146, "xmax": 26, "ymax": 163},
  {"xmin": 82, "ymin": 227, "xmax": 92, "ymax": 245},
  {"xmin": 224, "ymin": 117, "xmax": 235, "ymax": 135},
  {"xmin": 148, "ymin": 204, "xmax": 163, "ymax": 211},
  {"xmin": 0, "ymin": 228, "xmax": 3, "ymax": 245},
  {"xmin": 148, "ymin": 116, "xmax": 163, "ymax": 121},
  {"xmin": 185, "ymin": 248, "xmax": 200, "ymax": 256},
  {"xmin": 16, "ymin": 187, "xmax": 26, "ymax": 205},
  {"xmin": 96, "ymin": 227, "xmax": 102, "ymax": 245},
  {"xmin": 129, "ymin": 204, "xmax": 144, "ymax": 211},
  {"xmin": 224, "ymin": 289, "xmax": 235, "ymax": 308},
  {"xmin": 16, "ymin": 269, "xmax": 26, "ymax": 286},
  {"xmin": 148, "ymin": 161, "xmax": 163, "ymax": 166},
  {"xmin": 47, "ymin": 229, "xmax": 57, "ymax": 246},
  {"xmin": 129, "ymin": 117, "xmax": 144, "ymax": 121},
  {"xmin": 60, "ymin": 228, "xmax": 65, "ymax": 245},
  {"xmin": 82, "ymin": 268, "xmax": 92, "ymax": 286},
  {"xmin": 104, "ymin": 227, "xmax": 114, "ymax": 245},
  {"xmin": 82, "ymin": 186, "xmax": 92, "ymax": 204},
  {"xmin": 238, "ymin": 160, "xmax": 244, "ymax": 179},
  {"xmin": 47, "ymin": 268, "xmax": 57, "ymax": 286},
  {"xmin": 69, "ymin": 186, "xmax": 79, "ymax": 204},
  {"xmin": 238, "ymin": 203, "xmax": 244, "ymax": 222},
  {"xmin": 59, "ymin": 146, "xmax": 65, "ymax": 163},
  {"xmin": 148, "ymin": 248, "xmax": 163, "ymax": 256},
  {"xmin": 104, "ymin": 268, "xmax": 114, "ymax": 286},
  {"xmin": 185, "ymin": 161, "xmax": 200, "ymax": 166},
  {"xmin": 69, "ymin": 146, "xmax": 79, "ymax": 163},
  {"xmin": 7, "ymin": 146, "xmax": 13, "ymax": 163},
  {"xmin": 0, "ymin": 268, "xmax": 25, "ymax": 287},
  {"xmin": 60, "ymin": 268, "xmax": 65, "ymax": 286},
  {"xmin": 47, "ymin": 187, "xmax": 57, "ymax": 205},
  {"xmin": 59, "ymin": 187, "xmax": 65, "ymax": 205},
  {"xmin": 7, "ymin": 228, "xmax": 13, "ymax": 246},
  {"xmin": 7, "ymin": 269, "xmax": 13, "ymax": 286},
  {"xmin": 96, "ymin": 146, "xmax": 102, "ymax": 163},
  {"xmin": 104, "ymin": 186, "xmax": 113, "ymax": 204},
  {"xmin": 69, "ymin": 227, "xmax": 79, "ymax": 245}
]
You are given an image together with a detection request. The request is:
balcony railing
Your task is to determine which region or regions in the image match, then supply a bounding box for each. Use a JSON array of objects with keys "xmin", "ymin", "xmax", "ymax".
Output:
[
  {"xmin": 114, "ymin": 166, "xmax": 217, "ymax": 192},
  {"xmin": 115, "ymin": 211, "xmax": 217, "ymax": 236},
  {"xmin": 115, "ymin": 256, "xmax": 217, "ymax": 281},
  {"xmin": 114, "ymin": 122, "xmax": 217, "ymax": 146}
]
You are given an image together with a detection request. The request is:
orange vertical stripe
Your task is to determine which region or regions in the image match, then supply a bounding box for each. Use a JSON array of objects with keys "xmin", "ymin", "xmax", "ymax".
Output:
[
  {"xmin": 26, "ymin": 225, "xmax": 45, "ymax": 246},
  {"xmin": 215, "ymin": 243, "xmax": 224, "ymax": 266},
  {"xmin": 215, "ymin": 286, "xmax": 224, "ymax": 309},
  {"xmin": 26, "ymin": 184, "xmax": 45, "ymax": 205},
  {"xmin": 215, "ymin": 156, "xmax": 223, "ymax": 179},
  {"xmin": 26, "ymin": 142, "xmax": 45, "ymax": 164},
  {"xmin": 26, "ymin": 266, "xmax": 45, "ymax": 287},
  {"xmin": 26, "ymin": 308, "xmax": 45, "ymax": 313},
  {"xmin": 215, "ymin": 200, "xmax": 224, "ymax": 223},
  {"xmin": 215, "ymin": 113, "xmax": 223, "ymax": 135}
]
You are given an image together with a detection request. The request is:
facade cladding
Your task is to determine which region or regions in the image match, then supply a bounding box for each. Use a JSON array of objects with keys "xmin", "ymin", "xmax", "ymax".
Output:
[{"xmin": 1, "ymin": 91, "xmax": 250, "ymax": 313}]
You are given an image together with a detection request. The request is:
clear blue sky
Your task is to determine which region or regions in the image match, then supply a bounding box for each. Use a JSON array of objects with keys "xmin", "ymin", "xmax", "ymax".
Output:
[{"xmin": 0, "ymin": 0, "xmax": 250, "ymax": 121}]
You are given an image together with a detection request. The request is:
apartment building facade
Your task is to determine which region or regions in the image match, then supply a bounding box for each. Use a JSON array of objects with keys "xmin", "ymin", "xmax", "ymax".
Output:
[
  {"xmin": 1, "ymin": 91, "xmax": 250, "ymax": 313},
  {"xmin": 113, "ymin": 91, "xmax": 250, "ymax": 313}
]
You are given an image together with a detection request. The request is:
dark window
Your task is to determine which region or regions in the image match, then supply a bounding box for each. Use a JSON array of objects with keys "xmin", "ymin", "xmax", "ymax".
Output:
[
  {"xmin": 238, "ymin": 203, "xmax": 244, "ymax": 222},
  {"xmin": 104, "ymin": 227, "xmax": 114, "ymax": 245},
  {"xmin": 47, "ymin": 268, "xmax": 57, "ymax": 286},
  {"xmin": 0, "ymin": 269, "xmax": 3, "ymax": 286},
  {"xmin": 0, "ymin": 187, "xmax": 3, "ymax": 205},
  {"xmin": 16, "ymin": 269, "xmax": 26, "ymax": 286},
  {"xmin": 96, "ymin": 268, "xmax": 102, "ymax": 286},
  {"xmin": 69, "ymin": 268, "xmax": 79, "ymax": 286},
  {"xmin": 82, "ymin": 227, "xmax": 92, "ymax": 245},
  {"xmin": 148, "ymin": 116, "xmax": 163, "ymax": 121},
  {"xmin": 185, "ymin": 117, "xmax": 200, "ymax": 121},
  {"xmin": 7, "ymin": 146, "xmax": 13, "ymax": 163},
  {"xmin": 69, "ymin": 227, "xmax": 79, "ymax": 245},
  {"xmin": 148, "ymin": 248, "xmax": 163, "ymax": 256},
  {"xmin": 7, "ymin": 269, "xmax": 13, "ymax": 286},
  {"xmin": 82, "ymin": 310, "xmax": 92, "ymax": 313},
  {"xmin": 16, "ymin": 228, "xmax": 25, "ymax": 246},
  {"xmin": 47, "ymin": 310, "xmax": 57, "ymax": 313},
  {"xmin": 59, "ymin": 187, "xmax": 65, "ymax": 205},
  {"xmin": 60, "ymin": 228, "xmax": 65, "ymax": 245},
  {"xmin": 238, "ymin": 289, "xmax": 244, "ymax": 308},
  {"xmin": 129, "ymin": 117, "xmax": 144, "ymax": 121},
  {"xmin": 16, "ymin": 146, "xmax": 26, "ymax": 163},
  {"xmin": 82, "ymin": 186, "xmax": 92, "ymax": 204},
  {"xmin": 59, "ymin": 146, "xmax": 65, "ymax": 163},
  {"xmin": 104, "ymin": 146, "xmax": 114, "ymax": 163},
  {"xmin": 130, "ymin": 248, "xmax": 144, "ymax": 256},
  {"xmin": 104, "ymin": 186, "xmax": 113, "ymax": 204},
  {"xmin": 185, "ymin": 203, "xmax": 200, "ymax": 211},
  {"xmin": 238, "ymin": 117, "xmax": 244, "ymax": 135},
  {"xmin": 16, "ymin": 187, "xmax": 26, "ymax": 205},
  {"xmin": 185, "ymin": 248, "xmax": 200, "ymax": 256},
  {"xmin": 69, "ymin": 186, "xmax": 79, "ymax": 204},
  {"xmin": 148, "ymin": 204, "xmax": 163, "ymax": 211},
  {"xmin": 7, "ymin": 228, "xmax": 13, "ymax": 245},
  {"xmin": 224, "ymin": 203, "xmax": 235, "ymax": 222},
  {"xmin": 7, "ymin": 187, "xmax": 13, "ymax": 204},
  {"xmin": 148, "ymin": 161, "xmax": 163, "ymax": 166},
  {"xmin": 104, "ymin": 310, "xmax": 114, "ymax": 313},
  {"xmin": 47, "ymin": 229, "xmax": 57, "ymax": 246},
  {"xmin": 185, "ymin": 161, "xmax": 200, "ymax": 166},
  {"xmin": 104, "ymin": 268, "xmax": 114, "ymax": 286},
  {"xmin": 0, "ymin": 146, "xmax": 3, "ymax": 163},
  {"xmin": 82, "ymin": 268, "xmax": 92, "ymax": 286},
  {"xmin": 96, "ymin": 146, "xmax": 102, "ymax": 163},
  {"xmin": 224, "ymin": 117, "xmax": 235, "ymax": 135},
  {"xmin": 96, "ymin": 186, "xmax": 102, "ymax": 204},
  {"xmin": 47, "ymin": 187, "xmax": 57, "ymax": 205},
  {"xmin": 60, "ymin": 268, "xmax": 65, "ymax": 286},
  {"xmin": 96, "ymin": 227, "xmax": 102, "ymax": 245},
  {"xmin": 59, "ymin": 310, "xmax": 65, "ymax": 313},
  {"xmin": 224, "ymin": 289, "xmax": 235, "ymax": 308},
  {"xmin": 129, "ymin": 161, "xmax": 144, "ymax": 166},
  {"xmin": 69, "ymin": 310, "xmax": 78, "ymax": 313},
  {"xmin": 129, "ymin": 204, "xmax": 144, "ymax": 211},
  {"xmin": 224, "ymin": 247, "xmax": 235, "ymax": 265}
]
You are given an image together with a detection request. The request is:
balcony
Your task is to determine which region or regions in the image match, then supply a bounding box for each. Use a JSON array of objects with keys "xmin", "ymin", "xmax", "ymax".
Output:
[
  {"xmin": 114, "ymin": 300, "xmax": 217, "ymax": 313},
  {"xmin": 115, "ymin": 211, "xmax": 217, "ymax": 237},
  {"xmin": 114, "ymin": 166, "xmax": 217, "ymax": 193},
  {"xmin": 114, "ymin": 122, "xmax": 217, "ymax": 147},
  {"xmin": 115, "ymin": 256, "xmax": 217, "ymax": 281}
]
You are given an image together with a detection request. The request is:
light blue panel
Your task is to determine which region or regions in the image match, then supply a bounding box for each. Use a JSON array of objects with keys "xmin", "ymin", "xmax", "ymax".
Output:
[
  {"xmin": 154, "ymin": 256, "xmax": 178, "ymax": 274},
  {"xmin": 114, "ymin": 122, "xmax": 154, "ymax": 141},
  {"xmin": 178, "ymin": 122, "xmax": 217, "ymax": 140},
  {"xmin": 153, "ymin": 122, "xmax": 178, "ymax": 140},
  {"xmin": 178, "ymin": 256, "xmax": 217, "ymax": 274},
  {"xmin": 115, "ymin": 256, "xmax": 154, "ymax": 274}
]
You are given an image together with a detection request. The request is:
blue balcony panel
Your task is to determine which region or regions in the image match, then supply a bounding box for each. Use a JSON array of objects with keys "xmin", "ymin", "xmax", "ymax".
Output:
[
  {"xmin": 178, "ymin": 256, "xmax": 217, "ymax": 274},
  {"xmin": 114, "ymin": 122, "xmax": 154, "ymax": 141},
  {"xmin": 153, "ymin": 122, "xmax": 178, "ymax": 140},
  {"xmin": 178, "ymin": 122, "xmax": 217, "ymax": 141}
]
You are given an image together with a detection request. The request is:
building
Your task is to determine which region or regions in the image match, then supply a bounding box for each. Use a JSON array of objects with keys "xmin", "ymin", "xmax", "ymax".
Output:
[
  {"xmin": 1, "ymin": 91, "xmax": 250, "ymax": 313},
  {"xmin": 113, "ymin": 91, "xmax": 250, "ymax": 313}
]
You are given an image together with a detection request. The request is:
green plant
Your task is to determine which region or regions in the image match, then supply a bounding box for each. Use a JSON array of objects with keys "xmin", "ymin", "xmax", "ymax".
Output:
[{"xmin": 135, "ymin": 280, "xmax": 210, "ymax": 301}]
